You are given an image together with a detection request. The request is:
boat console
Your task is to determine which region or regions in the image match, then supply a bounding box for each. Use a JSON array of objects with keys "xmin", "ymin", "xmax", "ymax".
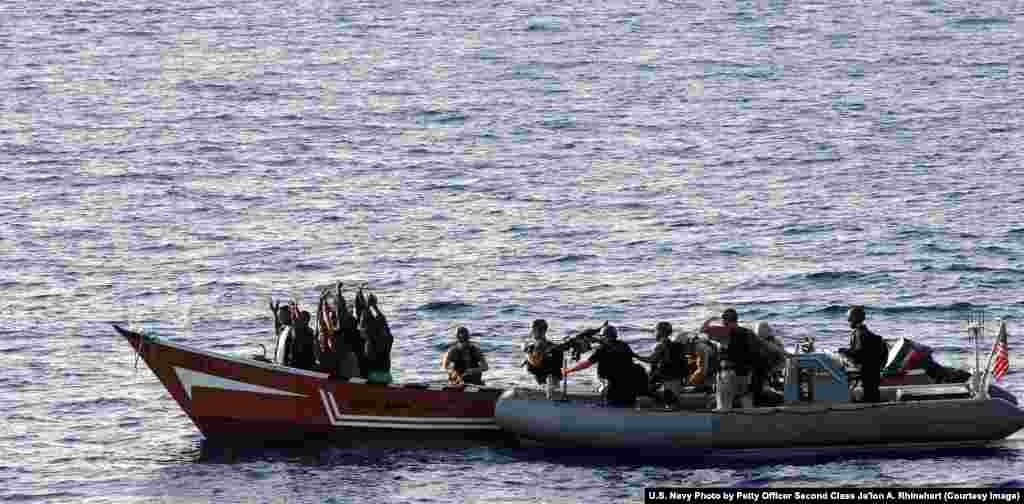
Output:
[{"xmin": 783, "ymin": 352, "xmax": 851, "ymax": 404}]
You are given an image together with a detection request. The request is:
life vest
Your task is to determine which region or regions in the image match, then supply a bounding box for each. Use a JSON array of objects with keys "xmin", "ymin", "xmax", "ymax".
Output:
[
  {"xmin": 686, "ymin": 351, "xmax": 707, "ymax": 385},
  {"xmin": 447, "ymin": 344, "xmax": 483, "ymax": 375},
  {"xmin": 685, "ymin": 337, "xmax": 718, "ymax": 384},
  {"xmin": 525, "ymin": 340, "xmax": 564, "ymax": 383}
]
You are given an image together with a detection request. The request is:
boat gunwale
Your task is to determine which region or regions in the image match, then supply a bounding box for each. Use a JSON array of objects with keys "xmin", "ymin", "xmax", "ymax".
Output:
[{"xmin": 113, "ymin": 324, "xmax": 505, "ymax": 394}]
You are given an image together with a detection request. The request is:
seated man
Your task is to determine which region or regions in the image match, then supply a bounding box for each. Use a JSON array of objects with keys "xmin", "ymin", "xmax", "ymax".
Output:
[{"xmin": 443, "ymin": 327, "xmax": 489, "ymax": 386}]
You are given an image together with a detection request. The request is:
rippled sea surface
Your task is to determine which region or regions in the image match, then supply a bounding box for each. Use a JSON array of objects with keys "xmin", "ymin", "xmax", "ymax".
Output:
[{"xmin": 3, "ymin": 0, "xmax": 1024, "ymax": 501}]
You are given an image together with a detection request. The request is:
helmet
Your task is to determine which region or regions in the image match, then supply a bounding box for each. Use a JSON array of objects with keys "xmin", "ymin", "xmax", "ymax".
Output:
[
  {"xmin": 531, "ymin": 319, "xmax": 548, "ymax": 337},
  {"xmin": 599, "ymin": 324, "xmax": 618, "ymax": 340},
  {"xmin": 847, "ymin": 305, "xmax": 866, "ymax": 324},
  {"xmin": 721, "ymin": 308, "xmax": 738, "ymax": 323},
  {"xmin": 455, "ymin": 326, "xmax": 470, "ymax": 341},
  {"xmin": 655, "ymin": 321, "xmax": 672, "ymax": 339}
]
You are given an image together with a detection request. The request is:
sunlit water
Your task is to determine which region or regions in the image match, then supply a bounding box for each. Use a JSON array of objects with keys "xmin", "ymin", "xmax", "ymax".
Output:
[{"xmin": 3, "ymin": 0, "xmax": 1024, "ymax": 501}]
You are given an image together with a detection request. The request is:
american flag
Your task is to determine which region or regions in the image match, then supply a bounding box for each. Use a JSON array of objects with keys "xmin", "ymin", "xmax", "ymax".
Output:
[{"xmin": 991, "ymin": 322, "xmax": 1010, "ymax": 382}]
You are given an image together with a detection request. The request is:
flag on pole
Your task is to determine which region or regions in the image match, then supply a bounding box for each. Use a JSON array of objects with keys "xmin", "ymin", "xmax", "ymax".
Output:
[{"xmin": 991, "ymin": 322, "xmax": 1010, "ymax": 382}]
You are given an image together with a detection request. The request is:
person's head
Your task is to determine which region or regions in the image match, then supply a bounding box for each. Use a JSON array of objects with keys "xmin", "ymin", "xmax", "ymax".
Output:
[
  {"xmin": 599, "ymin": 324, "xmax": 618, "ymax": 340},
  {"xmin": 278, "ymin": 307, "xmax": 292, "ymax": 325},
  {"xmin": 721, "ymin": 308, "xmax": 739, "ymax": 327},
  {"xmin": 455, "ymin": 326, "xmax": 471, "ymax": 347},
  {"xmin": 755, "ymin": 321, "xmax": 774, "ymax": 340},
  {"xmin": 847, "ymin": 305, "xmax": 866, "ymax": 329},
  {"xmin": 531, "ymin": 319, "xmax": 548, "ymax": 341},
  {"xmin": 300, "ymin": 310, "xmax": 311, "ymax": 325},
  {"xmin": 655, "ymin": 321, "xmax": 673, "ymax": 341}
]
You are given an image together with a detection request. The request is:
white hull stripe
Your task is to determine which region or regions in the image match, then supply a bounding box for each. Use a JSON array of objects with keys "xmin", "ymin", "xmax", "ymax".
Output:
[
  {"xmin": 319, "ymin": 389, "xmax": 336, "ymax": 422},
  {"xmin": 174, "ymin": 367, "xmax": 307, "ymax": 400},
  {"xmin": 330, "ymin": 421, "xmax": 500, "ymax": 430},
  {"xmin": 318, "ymin": 389, "xmax": 496, "ymax": 429},
  {"xmin": 334, "ymin": 414, "xmax": 494, "ymax": 423},
  {"xmin": 326, "ymin": 389, "xmax": 345, "ymax": 420}
]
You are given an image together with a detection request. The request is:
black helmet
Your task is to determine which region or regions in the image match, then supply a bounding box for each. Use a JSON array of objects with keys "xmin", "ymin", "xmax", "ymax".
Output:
[
  {"xmin": 655, "ymin": 321, "xmax": 672, "ymax": 339},
  {"xmin": 599, "ymin": 324, "xmax": 618, "ymax": 340},
  {"xmin": 721, "ymin": 308, "xmax": 738, "ymax": 323},
  {"xmin": 847, "ymin": 305, "xmax": 866, "ymax": 324},
  {"xmin": 531, "ymin": 319, "xmax": 548, "ymax": 332},
  {"xmin": 455, "ymin": 326, "xmax": 470, "ymax": 341}
]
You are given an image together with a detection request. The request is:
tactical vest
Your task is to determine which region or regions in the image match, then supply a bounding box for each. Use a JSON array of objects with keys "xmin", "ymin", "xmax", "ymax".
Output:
[
  {"xmin": 596, "ymin": 340, "xmax": 633, "ymax": 381},
  {"xmin": 525, "ymin": 341, "xmax": 564, "ymax": 381},
  {"xmin": 448, "ymin": 345, "xmax": 483, "ymax": 374},
  {"xmin": 721, "ymin": 326, "xmax": 755, "ymax": 376}
]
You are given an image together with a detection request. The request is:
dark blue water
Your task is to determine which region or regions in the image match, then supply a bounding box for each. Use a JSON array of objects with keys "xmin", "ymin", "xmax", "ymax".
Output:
[{"xmin": 3, "ymin": 0, "xmax": 1024, "ymax": 501}]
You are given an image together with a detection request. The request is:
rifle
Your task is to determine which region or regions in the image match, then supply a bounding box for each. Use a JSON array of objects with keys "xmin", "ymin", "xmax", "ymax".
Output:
[{"xmin": 522, "ymin": 324, "xmax": 607, "ymax": 368}]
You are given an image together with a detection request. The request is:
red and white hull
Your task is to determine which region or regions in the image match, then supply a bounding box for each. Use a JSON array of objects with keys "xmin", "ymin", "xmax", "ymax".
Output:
[{"xmin": 113, "ymin": 325, "xmax": 505, "ymax": 443}]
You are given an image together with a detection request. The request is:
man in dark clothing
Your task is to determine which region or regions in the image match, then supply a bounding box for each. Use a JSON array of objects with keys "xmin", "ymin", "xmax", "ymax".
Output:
[
  {"xmin": 840, "ymin": 305, "xmax": 888, "ymax": 403},
  {"xmin": 359, "ymin": 293, "xmax": 394, "ymax": 384},
  {"xmin": 636, "ymin": 322, "xmax": 687, "ymax": 409},
  {"xmin": 702, "ymin": 308, "xmax": 757, "ymax": 410},
  {"xmin": 289, "ymin": 310, "xmax": 318, "ymax": 371},
  {"xmin": 562, "ymin": 324, "xmax": 642, "ymax": 407},
  {"xmin": 443, "ymin": 326, "xmax": 488, "ymax": 386}
]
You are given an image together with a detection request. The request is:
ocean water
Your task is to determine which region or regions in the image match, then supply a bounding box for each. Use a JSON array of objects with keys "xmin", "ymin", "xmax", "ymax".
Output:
[{"xmin": 2, "ymin": 0, "xmax": 1024, "ymax": 501}]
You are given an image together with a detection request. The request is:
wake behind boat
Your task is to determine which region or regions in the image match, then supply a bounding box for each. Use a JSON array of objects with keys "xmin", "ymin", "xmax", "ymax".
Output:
[{"xmin": 113, "ymin": 325, "xmax": 506, "ymax": 444}]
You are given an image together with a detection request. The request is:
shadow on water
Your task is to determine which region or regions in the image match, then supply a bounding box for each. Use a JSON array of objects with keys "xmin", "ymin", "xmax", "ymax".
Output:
[
  {"xmin": 182, "ymin": 436, "xmax": 1024, "ymax": 470},
  {"xmin": 491, "ymin": 440, "xmax": 1024, "ymax": 470},
  {"xmin": 187, "ymin": 438, "xmax": 513, "ymax": 468}
]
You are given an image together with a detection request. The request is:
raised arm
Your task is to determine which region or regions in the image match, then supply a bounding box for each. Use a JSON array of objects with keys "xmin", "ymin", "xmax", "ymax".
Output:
[{"xmin": 269, "ymin": 298, "xmax": 281, "ymax": 333}]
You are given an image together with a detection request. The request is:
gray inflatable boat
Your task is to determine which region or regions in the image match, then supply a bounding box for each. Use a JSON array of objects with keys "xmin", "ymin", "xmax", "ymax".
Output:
[{"xmin": 495, "ymin": 352, "xmax": 1024, "ymax": 450}]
